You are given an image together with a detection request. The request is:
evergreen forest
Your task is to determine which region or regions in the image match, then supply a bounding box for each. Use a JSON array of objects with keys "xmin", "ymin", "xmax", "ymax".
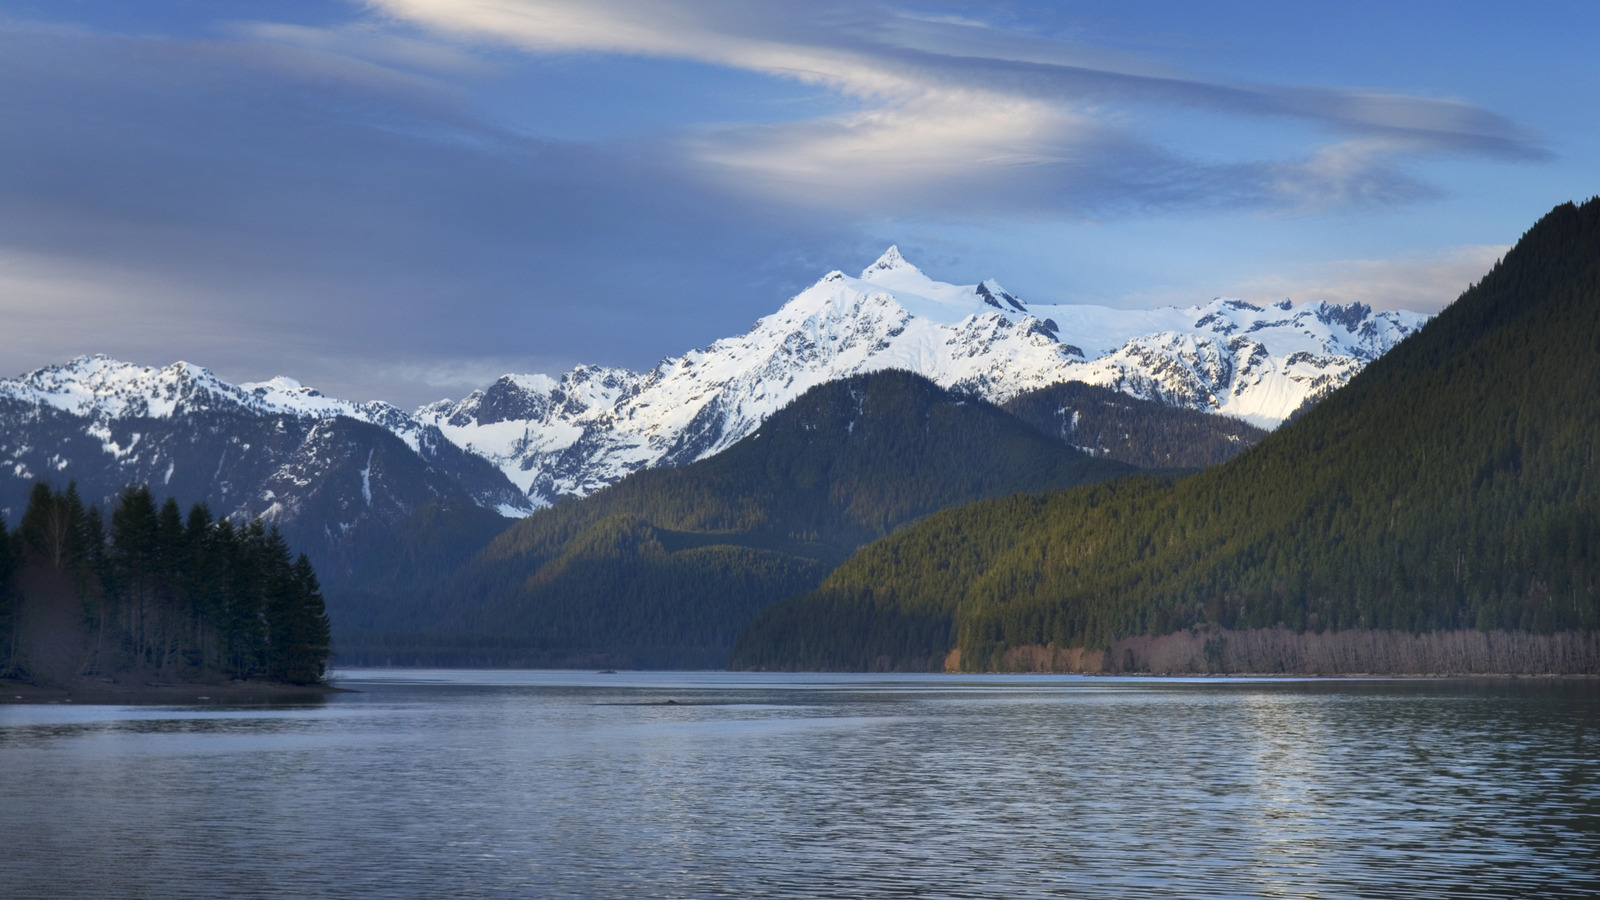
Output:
[
  {"xmin": 731, "ymin": 198, "xmax": 1600, "ymax": 672},
  {"xmin": 0, "ymin": 482, "xmax": 331, "ymax": 685}
]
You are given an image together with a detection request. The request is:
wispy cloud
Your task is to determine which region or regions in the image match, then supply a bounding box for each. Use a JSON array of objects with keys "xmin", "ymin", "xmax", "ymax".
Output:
[
  {"xmin": 225, "ymin": 20, "xmax": 497, "ymax": 75},
  {"xmin": 368, "ymin": 0, "xmax": 1545, "ymax": 216}
]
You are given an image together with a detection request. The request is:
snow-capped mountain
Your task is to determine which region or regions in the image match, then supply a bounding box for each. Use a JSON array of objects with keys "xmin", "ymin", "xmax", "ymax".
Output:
[
  {"xmin": 421, "ymin": 247, "xmax": 1429, "ymax": 506},
  {"xmin": 0, "ymin": 356, "xmax": 534, "ymax": 575},
  {"xmin": 0, "ymin": 248, "xmax": 1429, "ymax": 524}
]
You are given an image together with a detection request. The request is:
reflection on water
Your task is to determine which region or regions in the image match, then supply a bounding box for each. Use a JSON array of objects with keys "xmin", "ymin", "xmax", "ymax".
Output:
[{"xmin": 2, "ymin": 672, "xmax": 1596, "ymax": 899}]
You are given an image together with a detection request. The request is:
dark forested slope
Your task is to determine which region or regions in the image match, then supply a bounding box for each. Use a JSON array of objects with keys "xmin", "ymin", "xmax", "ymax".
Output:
[
  {"xmin": 732, "ymin": 198, "xmax": 1600, "ymax": 672},
  {"xmin": 338, "ymin": 370, "xmax": 1136, "ymax": 667},
  {"xmin": 1001, "ymin": 381, "xmax": 1266, "ymax": 469}
]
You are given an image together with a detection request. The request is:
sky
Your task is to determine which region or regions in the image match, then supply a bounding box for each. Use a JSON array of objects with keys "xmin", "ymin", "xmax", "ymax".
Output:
[{"xmin": 1, "ymin": 1, "xmax": 1595, "ymax": 408}]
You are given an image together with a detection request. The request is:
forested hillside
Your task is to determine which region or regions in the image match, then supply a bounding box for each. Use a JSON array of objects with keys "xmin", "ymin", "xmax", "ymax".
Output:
[
  {"xmin": 0, "ymin": 482, "xmax": 331, "ymax": 686},
  {"xmin": 336, "ymin": 370, "xmax": 1136, "ymax": 667},
  {"xmin": 731, "ymin": 198, "xmax": 1600, "ymax": 673}
]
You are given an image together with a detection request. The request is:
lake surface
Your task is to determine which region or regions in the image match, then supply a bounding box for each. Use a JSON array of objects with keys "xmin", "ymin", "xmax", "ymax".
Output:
[{"xmin": 2, "ymin": 671, "xmax": 1597, "ymax": 898}]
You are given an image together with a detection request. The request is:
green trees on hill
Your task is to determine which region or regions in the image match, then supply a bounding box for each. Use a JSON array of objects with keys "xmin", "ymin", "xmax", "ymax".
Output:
[
  {"xmin": 1, "ymin": 482, "xmax": 330, "ymax": 683},
  {"xmin": 731, "ymin": 198, "xmax": 1600, "ymax": 672}
]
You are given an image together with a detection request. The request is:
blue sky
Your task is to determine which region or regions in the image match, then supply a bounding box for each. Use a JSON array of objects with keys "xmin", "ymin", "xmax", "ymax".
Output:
[{"xmin": 1, "ymin": 1, "xmax": 1595, "ymax": 407}]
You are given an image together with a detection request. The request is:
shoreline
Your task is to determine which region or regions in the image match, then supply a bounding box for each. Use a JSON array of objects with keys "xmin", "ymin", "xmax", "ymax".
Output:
[
  {"xmin": 331, "ymin": 664, "xmax": 1600, "ymax": 680},
  {"xmin": 1, "ymin": 675, "xmax": 348, "ymax": 705}
]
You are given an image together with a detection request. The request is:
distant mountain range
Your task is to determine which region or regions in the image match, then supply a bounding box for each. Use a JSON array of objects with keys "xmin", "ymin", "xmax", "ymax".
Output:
[
  {"xmin": 731, "ymin": 199, "xmax": 1600, "ymax": 675},
  {"xmin": 0, "ymin": 249, "xmax": 1420, "ymax": 591}
]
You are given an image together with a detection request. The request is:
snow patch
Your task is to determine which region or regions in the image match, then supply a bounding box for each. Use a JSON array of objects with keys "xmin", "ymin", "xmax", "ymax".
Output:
[{"xmin": 359, "ymin": 449, "xmax": 374, "ymax": 506}]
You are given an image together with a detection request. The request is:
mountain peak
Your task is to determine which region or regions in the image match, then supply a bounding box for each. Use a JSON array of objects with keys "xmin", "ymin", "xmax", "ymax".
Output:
[
  {"xmin": 860, "ymin": 245, "xmax": 914, "ymax": 280},
  {"xmin": 976, "ymin": 279, "xmax": 1026, "ymax": 312}
]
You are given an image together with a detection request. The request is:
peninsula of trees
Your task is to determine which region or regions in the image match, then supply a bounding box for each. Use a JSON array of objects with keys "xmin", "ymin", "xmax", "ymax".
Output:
[{"xmin": 0, "ymin": 482, "xmax": 331, "ymax": 696}]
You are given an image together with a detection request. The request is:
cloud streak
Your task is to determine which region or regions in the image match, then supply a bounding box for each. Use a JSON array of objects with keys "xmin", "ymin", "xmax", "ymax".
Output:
[{"xmin": 369, "ymin": 0, "xmax": 1545, "ymax": 215}]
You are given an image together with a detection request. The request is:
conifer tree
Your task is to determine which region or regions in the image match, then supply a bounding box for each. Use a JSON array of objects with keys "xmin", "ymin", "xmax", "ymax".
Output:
[
  {"xmin": 265, "ymin": 544, "xmax": 332, "ymax": 684},
  {"xmin": 181, "ymin": 503, "xmax": 217, "ymax": 668},
  {"xmin": 20, "ymin": 481, "xmax": 85, "ymax": 569},
  {"xmin": 110, "ymin": 485, "xmax": 161, "ymax": 662},
  {"xmin": 224, "ymin": 519, "xmax": 268, "ymax": 676}
]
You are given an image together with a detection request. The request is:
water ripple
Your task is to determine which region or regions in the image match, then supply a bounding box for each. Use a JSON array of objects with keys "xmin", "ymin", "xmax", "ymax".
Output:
[{"xmin": 2, "ymin": 674, "xmax": 1596, "ymax": 898}]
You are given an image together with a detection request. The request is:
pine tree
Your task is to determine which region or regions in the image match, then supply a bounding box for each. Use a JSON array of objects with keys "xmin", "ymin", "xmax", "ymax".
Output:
[
  {"xmin": 20, "ymin": 481, "xmax": 84, "ymax": 570},
  {"xmin": 182, "ymin": 503, "xmax": 218, "ymax": 669},
  {"xmin": 266, "ymin": 552, "xmax": 332, "ymax": 684},
  {"xmin": 110, "ymin": 485, "xmax": 161, "ymax": 663},
  {"xmin": 222, "ymin": 519, "xmax": 268, "ymax": 676}
]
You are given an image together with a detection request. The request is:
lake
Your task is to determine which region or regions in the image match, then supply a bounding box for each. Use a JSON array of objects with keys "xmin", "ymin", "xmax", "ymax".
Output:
[{"xmin": 2, "ymin": 671, "xmax": 1597, "ymax": 898}]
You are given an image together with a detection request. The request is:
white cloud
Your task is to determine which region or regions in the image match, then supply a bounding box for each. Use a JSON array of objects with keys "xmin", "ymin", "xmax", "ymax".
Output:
[
  {"xmin": 367, "ymin": 0, "xmax": 1090, "ymax": 209},
  {"xmin": 689, "ymin": 93, "xmax": 1098, "ymax": 206}
]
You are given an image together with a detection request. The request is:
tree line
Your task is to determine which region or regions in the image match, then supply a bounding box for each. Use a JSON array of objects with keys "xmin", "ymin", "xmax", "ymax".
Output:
[{"xmin": 0, "ymin": 481, "xmax": 330, "ymax": 684}]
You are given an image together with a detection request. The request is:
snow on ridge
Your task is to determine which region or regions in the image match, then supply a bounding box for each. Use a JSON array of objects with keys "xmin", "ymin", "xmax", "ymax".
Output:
[
  {"xmin": 0, "ymin": 355, "xmax": 193, "ymax": 418},
  {"xmin": 0, "ymin": 354, "xmax": 436, "ymax": 463},
  {"xmin": 0, "ymin": 354, "xmax": 422, "ymax": 433}
]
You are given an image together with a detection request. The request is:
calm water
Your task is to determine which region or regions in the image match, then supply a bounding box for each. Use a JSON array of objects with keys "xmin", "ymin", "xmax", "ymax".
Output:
[{"xmin": 1, "ymin": 671, "xmax": 1596, "ymax": 899}]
